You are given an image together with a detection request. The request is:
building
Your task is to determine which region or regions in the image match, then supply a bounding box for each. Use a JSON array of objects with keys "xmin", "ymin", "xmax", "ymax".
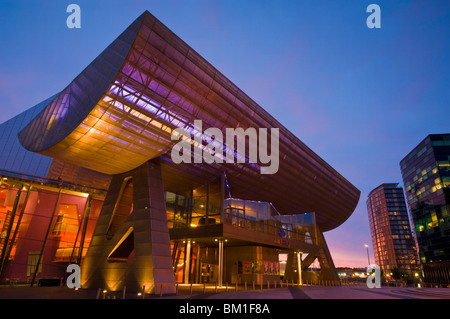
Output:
[
  {"xmin": 400, "ymin": 134, "xmax": 450, "ymax": 285},
  {"xmin": 366, "ymin": 183, "xmax": 419, "ymax": 276},
  {"xmin": 0, "ymin": 11, "xmax": 360, "ymax": 293}
]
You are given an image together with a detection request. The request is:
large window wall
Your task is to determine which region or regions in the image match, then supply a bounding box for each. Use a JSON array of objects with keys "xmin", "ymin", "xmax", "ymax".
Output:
[{"xmin": 0, "ymin": 177, "xmax": 103, "ymax": 284}]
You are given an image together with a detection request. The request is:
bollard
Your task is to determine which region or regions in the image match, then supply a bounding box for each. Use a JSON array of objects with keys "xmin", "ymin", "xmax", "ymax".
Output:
[
  {"xmin": 160, "ymin": 284, "xmax": 163, "ymax": 297},
  {"xmin": 203, "ymin": 283, "xmax": 206, "ymax": 294},
  {"xmin": 122, "ymin": 286, "xmax": 127, "ymax": 299},
  {"xmin": 96, "ymin": 288, "xmax": 101, "ymax": 299},
  {"xmin": 190, "ymin": 283, "xmax": 193, "ymax": 295},
  {"xmin": 280, "ymin": 280, "xmax": 283, "ymax": 288},
  {"xmin": 245, "ymin": 281, "xmax": 247, "ymax": 291},
  {"xmin": 274, "ymin": 280, "xmax": 277, "ymax": 289},
  {"xmin": 142, "ymin": 285, "xmax": 146, "ymax": 299},
  {"xmin": 215, "ymin": 282, "xmax": 218, "ymax": 293},
  {"xmin": 176, "ymin": 283, "xmax": 179, "ymax": 295}
]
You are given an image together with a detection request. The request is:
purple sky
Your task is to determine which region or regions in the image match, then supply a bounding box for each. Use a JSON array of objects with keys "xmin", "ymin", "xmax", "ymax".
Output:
[{"xmin": 1, "ymin": 1, "xmax": 449, "ymax": 267}]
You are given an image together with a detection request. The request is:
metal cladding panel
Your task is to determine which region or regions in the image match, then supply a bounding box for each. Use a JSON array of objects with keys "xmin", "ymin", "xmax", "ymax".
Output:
[
  {"xmin": 0, "ymin": 95, "xmax": 56, "ymax": 177},
  {"xmin": 18, "ymin": 11, "xmax": 360, "ymax": 231}
]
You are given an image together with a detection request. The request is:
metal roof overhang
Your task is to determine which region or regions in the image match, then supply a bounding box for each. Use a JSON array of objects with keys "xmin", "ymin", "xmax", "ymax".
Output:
[{"xmin": 18, "ymin": 11, "xmax": 360, "ymax": 232}]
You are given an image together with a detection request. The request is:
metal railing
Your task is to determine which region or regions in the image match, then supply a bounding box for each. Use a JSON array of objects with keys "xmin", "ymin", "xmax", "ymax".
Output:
[{"xmin": 223, "ymin": 209, "xmax": 314, "ymax": 244}]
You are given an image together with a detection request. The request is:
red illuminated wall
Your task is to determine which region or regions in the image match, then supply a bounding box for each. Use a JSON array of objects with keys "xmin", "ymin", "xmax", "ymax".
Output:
[{"xmin": 0, "ymin": 188, "xmax": 102, "ymax": 283}]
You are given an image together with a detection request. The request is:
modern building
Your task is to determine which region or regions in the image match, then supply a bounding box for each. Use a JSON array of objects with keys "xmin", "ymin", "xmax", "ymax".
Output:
[
  {"xmin": 400, "ymin": 134, "xmax": 450, "ymax": 285},
  {"xmin": 0, "ymin": 11, "xmax": 360, "ymax": 294},
  {"xmin": 366, "ymin": 183, "xmax": 419, "ymax": 276}
]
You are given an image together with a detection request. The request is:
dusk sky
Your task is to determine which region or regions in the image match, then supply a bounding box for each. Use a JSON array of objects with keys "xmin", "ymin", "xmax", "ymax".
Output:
[{"xmin": 1, "ymin": 1, "xmax": 449, "ymax": 267}]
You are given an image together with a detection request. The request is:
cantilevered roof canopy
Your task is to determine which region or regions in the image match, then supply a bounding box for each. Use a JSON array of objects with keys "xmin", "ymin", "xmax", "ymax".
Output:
[{"xmin": 18, "ymin": 11, "xmax": 360, "ymax": 231}]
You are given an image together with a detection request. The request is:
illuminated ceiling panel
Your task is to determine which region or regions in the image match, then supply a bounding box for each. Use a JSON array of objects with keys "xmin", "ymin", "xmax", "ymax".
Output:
[{"xmin": 18, "ymin": 11, "xmax": 360, "ymax": 231}]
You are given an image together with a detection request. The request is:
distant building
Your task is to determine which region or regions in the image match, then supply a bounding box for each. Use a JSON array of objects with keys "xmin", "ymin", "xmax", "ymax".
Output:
[
  {"xmin": 366, "ymin": 183, "xmax": 419, "ymax": 275},
  {"xmin": 400, "ymin": 134, "xmax": 450, "ymax": 285}
]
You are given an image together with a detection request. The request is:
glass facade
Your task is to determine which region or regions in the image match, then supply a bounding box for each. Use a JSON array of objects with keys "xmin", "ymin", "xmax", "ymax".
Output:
[
  {"xmin": 0, "ymin": 174, "xmax": 103, "ymax": 284},
  {"xmin": 166, "ymin": 179, "xmax": 317, "ymax": 284},
  {"xmin": 367, "ymin": 183, "xmax": 419, "ymax": 274},
  {"xmin": 400, "ymin": 134, "xmax": 450, "ymax": 284}
]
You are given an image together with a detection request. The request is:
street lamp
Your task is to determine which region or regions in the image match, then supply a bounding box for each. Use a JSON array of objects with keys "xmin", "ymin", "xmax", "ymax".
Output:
[{"xmin": 364, "ymin": 244, "xmax": 371, "ymax": 265}]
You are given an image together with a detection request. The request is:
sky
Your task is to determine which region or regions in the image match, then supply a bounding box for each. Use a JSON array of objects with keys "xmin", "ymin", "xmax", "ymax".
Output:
[{"xmin": 0, "ymin": 0, "xmax": 449, "ymax": 268}]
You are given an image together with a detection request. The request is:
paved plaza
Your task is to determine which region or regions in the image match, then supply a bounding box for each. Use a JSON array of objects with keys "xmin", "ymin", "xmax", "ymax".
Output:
[{"xmin": 0, "ymin": 284, "xmax": 449, "ymax": 300}]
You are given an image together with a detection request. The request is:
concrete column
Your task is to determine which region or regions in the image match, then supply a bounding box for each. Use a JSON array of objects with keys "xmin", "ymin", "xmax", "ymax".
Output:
[
  {"xmin": 80, "ymin": 160, "xmax": 176, "ymax": 294},
  {"xmin": 297, "ymin": 252, "xmax": 303, "ymax": 285},
  {"xmin": 194, "ymin": 244, "xmax": 200, "ymax": 284},
  {"xmin": 184, "ymin": 240, "xmax": 191, "ymax": 284},
  {"xmin": 218, "ymin": 239, "xmax": 224, "ymax": 287}
]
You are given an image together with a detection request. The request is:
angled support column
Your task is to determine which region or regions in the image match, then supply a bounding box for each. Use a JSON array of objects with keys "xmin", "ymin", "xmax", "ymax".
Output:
[
  {"xmin": 284, "ymin": 228, "xmax": 339, "ymax": 284},
  {"xmin": 316, "ymin": 228, "xmax": 339, "ymax": 282},
  {"xmin": 80, "ymin": 159, "xmax": 175, "ymax": 294}
]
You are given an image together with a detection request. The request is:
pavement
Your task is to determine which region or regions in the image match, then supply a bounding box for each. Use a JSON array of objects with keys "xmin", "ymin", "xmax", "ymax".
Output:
[{"xmin": 0, "ymin": 284, "xmax": 449, "ymax": 300}]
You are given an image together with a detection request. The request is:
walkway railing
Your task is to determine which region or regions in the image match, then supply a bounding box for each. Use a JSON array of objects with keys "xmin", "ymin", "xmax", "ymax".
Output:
[{"xmin": 222, "ymin": 210, "xmax": 314, "ymax": 244}]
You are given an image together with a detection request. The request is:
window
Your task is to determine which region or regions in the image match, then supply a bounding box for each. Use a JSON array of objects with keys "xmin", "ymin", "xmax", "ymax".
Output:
[{"xmin": 27, "ymin": 252, "xmax": 42, "ymax": 277}]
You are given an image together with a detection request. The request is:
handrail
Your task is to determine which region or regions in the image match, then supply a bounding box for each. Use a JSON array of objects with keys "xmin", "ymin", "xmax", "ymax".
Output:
[{"xmin": 222, "ymin": 209, "xmax": 315, "ymax": 244}]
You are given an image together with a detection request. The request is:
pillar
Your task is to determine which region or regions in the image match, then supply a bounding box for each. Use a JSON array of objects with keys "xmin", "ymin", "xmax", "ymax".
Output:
[
  {"xmin": 218, "ymin": 239, "xmax": 224, "ymax": 287},
  {"xmin": 184, "ymin": 240, "xmax": 191, "ymax": 284},
  {"xmin": 80, "ymin": 159, "xmax": 176, "ymax": 294},
  {"xmin": 297, "ymin": 252, "xmax": 303, "ymax": 285}
]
